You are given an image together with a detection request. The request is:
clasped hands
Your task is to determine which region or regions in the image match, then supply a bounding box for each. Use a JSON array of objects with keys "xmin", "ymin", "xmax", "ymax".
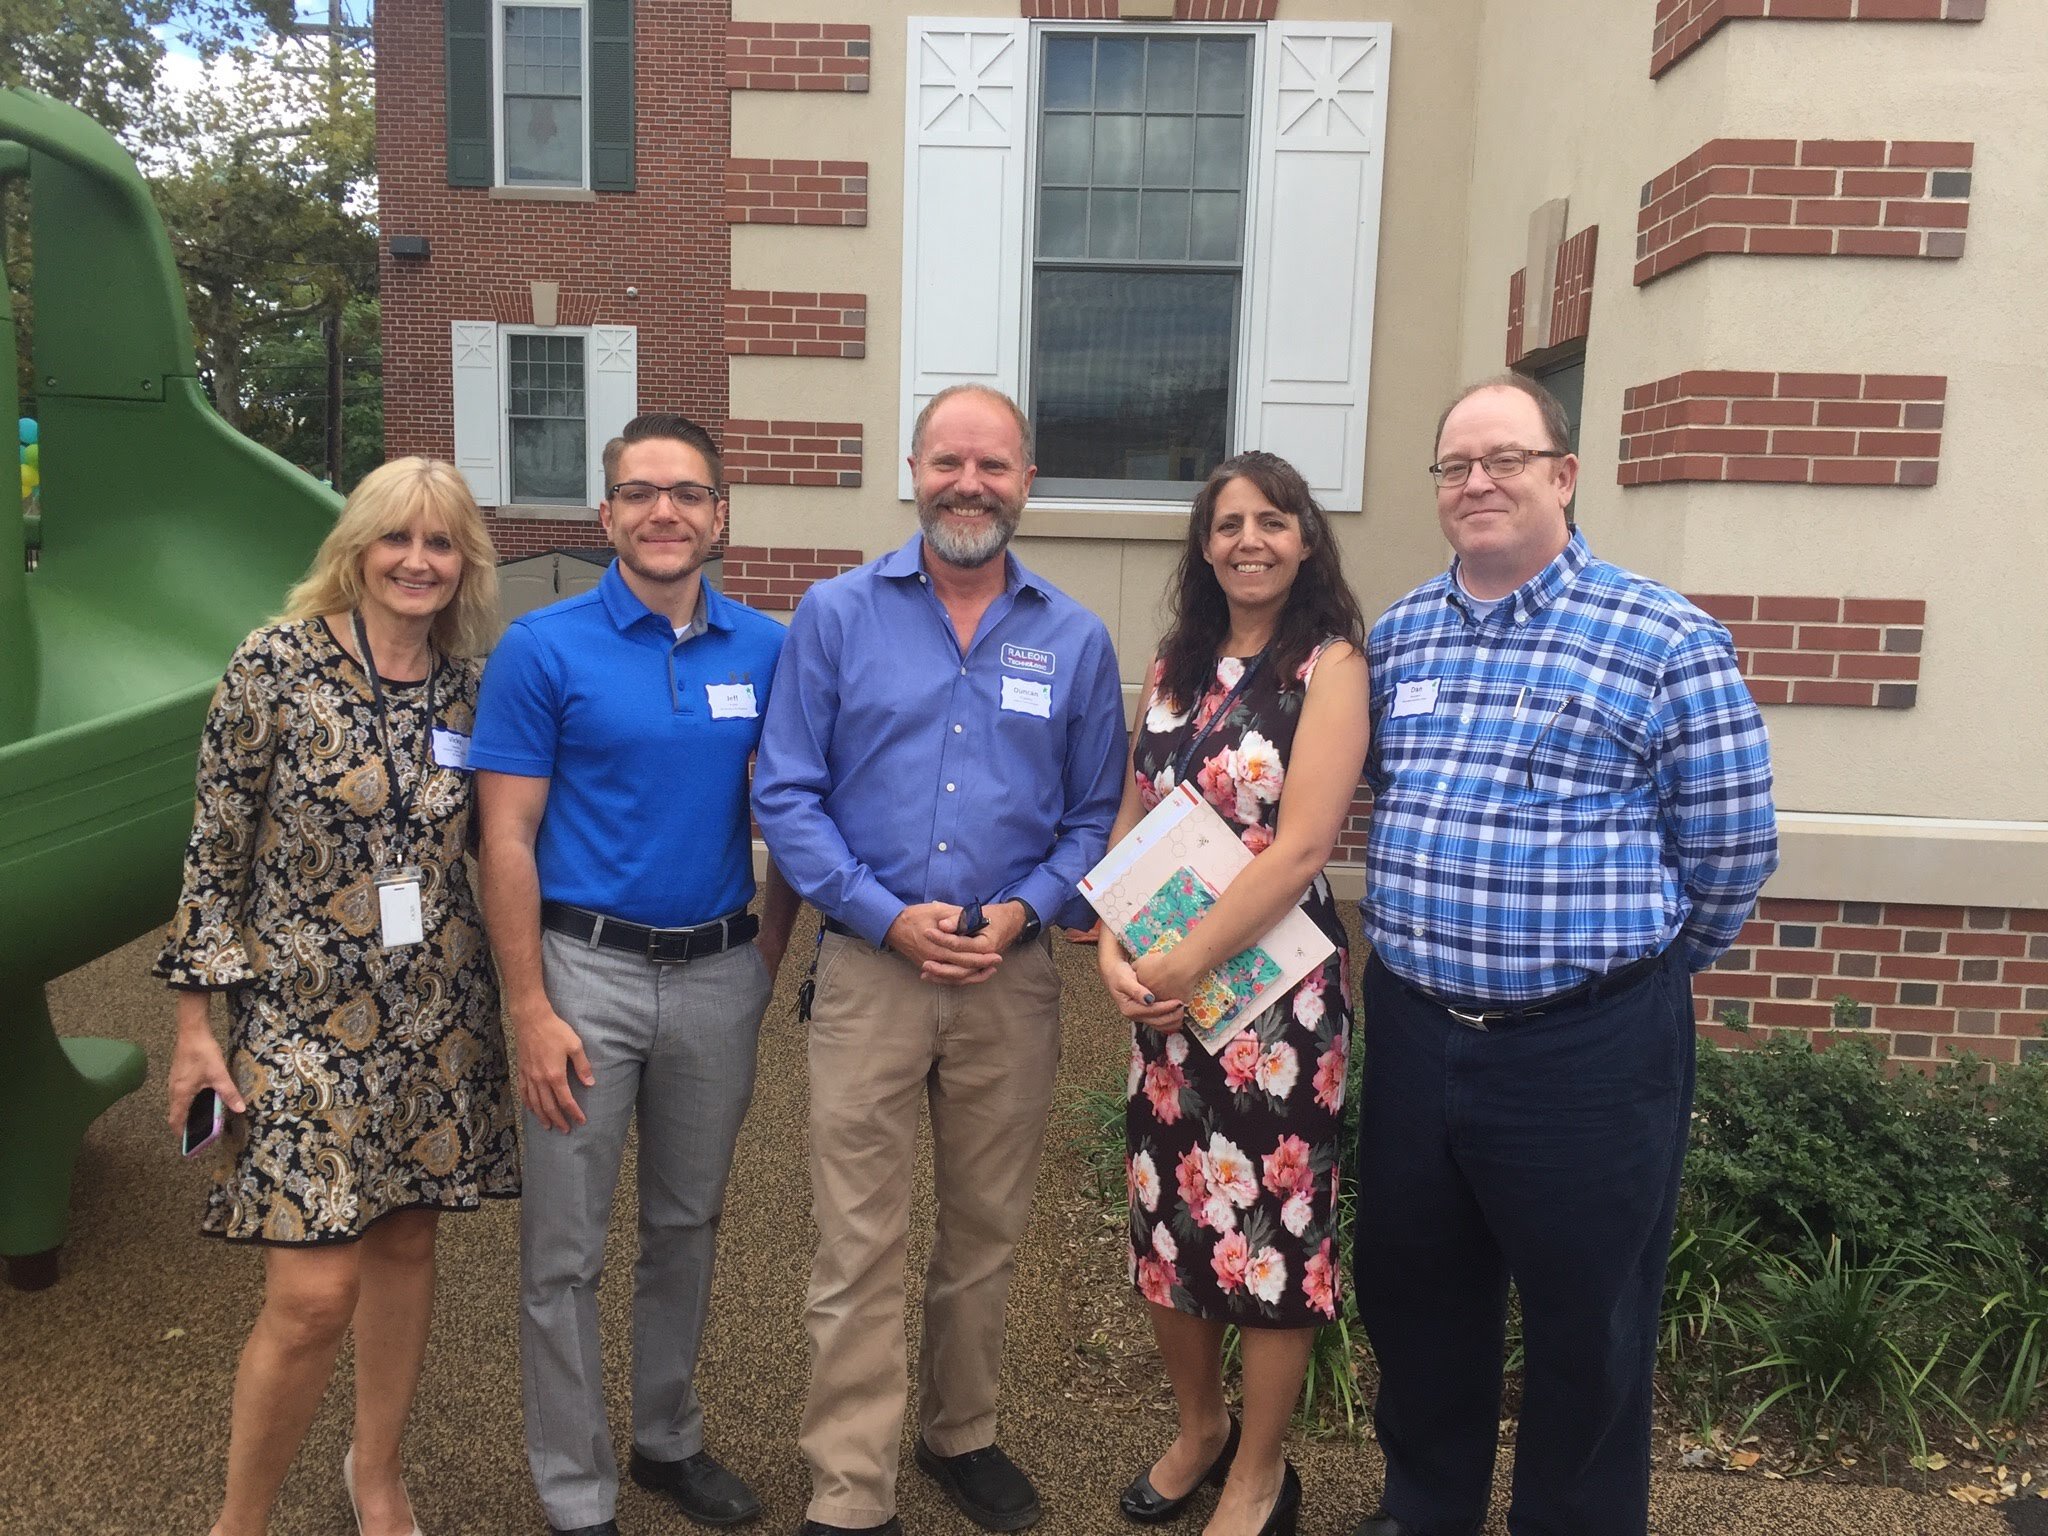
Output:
[
  {"xmin": 885, "ymin": 900, "xmax": 1029, "ymax": 985},
  {"xmin": 1099, "ymin": 944, "xmax": 1197, "ymax": 1033}
]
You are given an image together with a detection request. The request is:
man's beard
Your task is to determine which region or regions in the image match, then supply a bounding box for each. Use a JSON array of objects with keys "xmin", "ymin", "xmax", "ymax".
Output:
[{"xmin": 918, "ymin": 489, "xmax": 1021, "ymax": 569}]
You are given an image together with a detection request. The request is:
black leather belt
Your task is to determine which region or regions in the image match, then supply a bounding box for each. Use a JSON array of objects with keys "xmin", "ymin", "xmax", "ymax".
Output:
[
  {"xmin": 821, "ymin": 917, "xmax": 858, "ymax": 939},
  {"xmin": 542, "ymin": 902, "xmax": 758, "ymax": 964},
  {"xmin": 1382, "ymin": 948, "xmax": 1667, "ymax": 1030}
]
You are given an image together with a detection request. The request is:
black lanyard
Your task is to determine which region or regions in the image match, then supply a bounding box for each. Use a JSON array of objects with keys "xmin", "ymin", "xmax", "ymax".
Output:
[
  {"xmin": 352, "ymin": 610, "xmax": 437, "ymax": 866},
  {"xmin": 1172, "ymin": 650, "xmax": 1267, "ymax": 783}
]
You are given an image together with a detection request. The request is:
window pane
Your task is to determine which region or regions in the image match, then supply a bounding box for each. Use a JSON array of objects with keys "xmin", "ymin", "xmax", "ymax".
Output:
[
  {"xmin": 1138, "ymin": 190, "xmax": 1191, "ymax": 260},
  {"xmin": 508, "ymin": 334, "xmax": 587, "ymax": 504},
  {"xmin": 1041, "ymin": 114, "xmax": 1090, "ymax": 185},
  {"xmin": 505, "ymin": 98, "xmax": 581, "ymax": 183},
  {"xmin": 1032, "ymin": 269, "xmax": 1237, "ymax": 486},
  {"xmin": 1194, "ymin": 115, "xmax": 1244, "ymax": 190},
  {"xmin": 1038, "ymin": 188, "xmax": 1088, "ymax": 258},
  {"xmin": 1092, "ymin": 115, "xmax": 1140, "ymax": 186},
  {"xmin": 510, "ymin": 419, "xmax": 587, "ymax": 503},
  {"xmin": 1143, "ymin": 115, "xmax": 1193, "ymax": 187},
  {"xmin": 1197, "ymin": 37, "xmax": 1249, "ymax": 113},
  {"xmin": 1145, "ymin": 38, "xmax": 1197, "ymax": 112},
  {"xmin": 1094, "ymin": 36, "xmax": 1143, "ymax": 110},
  {"xmin": 1044, "ymin": 35, "xmax": 1093, "ymax": 111},
  {"xmin": 1088, "ymin": 189, "xmax": 1138, "ymax": 259},
  {"xmin": 1190, "ymin": 191, "xmax": 1241, "ymax": 262}
]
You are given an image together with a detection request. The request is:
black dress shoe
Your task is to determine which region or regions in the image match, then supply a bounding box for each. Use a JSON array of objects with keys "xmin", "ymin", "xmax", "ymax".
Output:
[
  {"xmin": 549, "ymin": 1523, "xmax": 621, "ymax": 1536},
  {"xmin": 629, "ymin": 1448, "xmax": 762, "ymax": 1527},
  {"xmin": 795, "ymin": 1521, "xmax": 902, "ymax": 1535},
  {"xmin": 1258, "ymin": 1463, "xmax": 1301, "ymax": 1536},
  {"xmin": 1118, "ymin": 1417, "xmax": 1241, "ymax": 1523},
  {"xmin": 914, "ymin": 1438, "xmax": 1041, "ymax": 1531},
  {"xmin": 1350, "ymin": 1511, "xmax": 1416, "ymax": 1536}
]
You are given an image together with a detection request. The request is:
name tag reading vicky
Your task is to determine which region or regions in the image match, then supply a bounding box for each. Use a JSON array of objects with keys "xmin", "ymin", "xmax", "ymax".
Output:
[
  {"xmin": 431, "ymin": 728, "xmax": 471, "ymax": 770},
  {"xmin": 706, "ymin": 683, "xmax": 758, "ymax": 719},
  {"xmin": 376, "ymin": 869, "xmax": 425, "ymax": 949},
  {"xmin": 1000, "ymin": 676, "xmax": 1052, "ymax": 719},
  {"xmin": 1392, "ymin": 678, "xmax": 1441, "ymax": 719}
]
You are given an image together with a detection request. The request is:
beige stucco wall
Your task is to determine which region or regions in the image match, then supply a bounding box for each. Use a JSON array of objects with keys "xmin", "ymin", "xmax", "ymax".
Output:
[{"xmin": 728, "ymin": 1, "xmax": 1483, "ymax": 691}]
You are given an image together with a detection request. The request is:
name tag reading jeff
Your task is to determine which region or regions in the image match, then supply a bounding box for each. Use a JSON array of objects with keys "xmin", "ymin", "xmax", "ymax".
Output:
[
  {"xmin": 1392, "ymin": 678, "xmax": 1441, "ymax": 719},
  {"xmin": 431, "ymin": 728, "xmax": 472, "ymax": 770},
  {"xmin": 1000, "ymin": 676, "xmax": 1052, "ymax": 719},
  {"xmin": 376, "ymin": 870, "xmax": 425, "ymax": 949},
  {"xmin": 707, "ymin": 683, "xmax": 758, "ymax": 719}
]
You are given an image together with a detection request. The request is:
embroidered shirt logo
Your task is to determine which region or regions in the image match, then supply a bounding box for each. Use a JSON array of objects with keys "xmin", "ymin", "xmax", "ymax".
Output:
[{"xmin": 1002, "ymin": 643, "xmax": 1056, "ymax": 677}]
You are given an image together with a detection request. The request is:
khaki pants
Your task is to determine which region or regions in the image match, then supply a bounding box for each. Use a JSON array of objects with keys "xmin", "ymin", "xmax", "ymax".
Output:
[{"xmin": 800, "ymin": 930, "xmax": 1063, "ymax": 1528}]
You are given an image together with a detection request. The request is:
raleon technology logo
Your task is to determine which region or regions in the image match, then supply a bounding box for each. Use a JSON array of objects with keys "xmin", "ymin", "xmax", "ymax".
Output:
[{"xmin": 1001, "ymin": 643, "xmax": 1056, "ymax": 677}]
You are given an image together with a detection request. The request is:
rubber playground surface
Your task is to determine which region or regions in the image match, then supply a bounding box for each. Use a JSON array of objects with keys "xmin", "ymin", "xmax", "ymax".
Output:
[{"xmin": 0, "ymin": 911, "xmax": 2017, "ymax": 1536}]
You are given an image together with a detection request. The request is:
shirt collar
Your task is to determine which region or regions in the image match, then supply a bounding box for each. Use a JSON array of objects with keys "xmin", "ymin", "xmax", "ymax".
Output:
[
  {"xmin": 598, "ymin": 558, "xmax": 733, "ymax": 634},
  {"xmin": 880, "ymin": 531, "xmax": 1051, "ymax": 601},
  {"xmin": 1443, "ymin": 529, "xmax": 1591, "ymax": 626}
]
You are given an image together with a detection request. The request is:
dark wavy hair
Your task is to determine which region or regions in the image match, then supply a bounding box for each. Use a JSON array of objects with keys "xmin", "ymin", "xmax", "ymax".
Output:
[{"xmin": 1156, "ymin": 450, "xmax": 1368, "ymax": 713}]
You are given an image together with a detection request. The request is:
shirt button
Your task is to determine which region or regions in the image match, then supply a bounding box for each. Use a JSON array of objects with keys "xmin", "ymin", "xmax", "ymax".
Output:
[
  {"xmin": 937, "ymin": 841, "xmax": 948, "ymax": 851},
  {"xmin": 1461, "ymin": 712, "xmax": 1473, "ymax": 724},
  {"xmin": 959, "ymin": 667, "xmax": 967, "ymax": 676},
  {"xmin": 1416, "ymin": 854, "xmax": 1429, "ymax": 867},
  {"xmin": 953, "ymin": 723, "xmax": 963, "ymax": 733},
  {"xmin": 1437, "ymin": 779, "xmax": 1449, "ymax": 791},
  {"xmin": 1412, "ymin": 924, "xmax": 1424, "ymax": 937}
]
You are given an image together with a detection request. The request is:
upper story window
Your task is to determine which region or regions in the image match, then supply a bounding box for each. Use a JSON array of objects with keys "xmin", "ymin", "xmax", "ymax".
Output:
[
  {"xmin": 444, "ymin": 0, "xmax": 633, "ymax": 193},
  {"xmin": 499, "ymin": 2, "xmax": 587, "ymax": 188}
]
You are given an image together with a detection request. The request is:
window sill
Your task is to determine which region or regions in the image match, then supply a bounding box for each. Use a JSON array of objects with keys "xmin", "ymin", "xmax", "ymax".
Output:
[
  {"xmin": 489, "ymin": 185, "xmax": 598, "ymax": 203},
  {"xmin": 1019, "ymin": 503, "xmax": 1190, "ymax": 541},
  {"xmin": 489, "ymin": 503, "xmax": 602, "ymax": 522}
]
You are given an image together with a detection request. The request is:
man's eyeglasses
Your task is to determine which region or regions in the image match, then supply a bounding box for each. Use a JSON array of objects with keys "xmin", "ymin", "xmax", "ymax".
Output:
[
  {"xmin": 1428, "ymin": 449, "xmax": 1568, "ymax": 488},
  {"xmin": 607, "ymin": 480, "xmax": 722, "ymax": 510}
]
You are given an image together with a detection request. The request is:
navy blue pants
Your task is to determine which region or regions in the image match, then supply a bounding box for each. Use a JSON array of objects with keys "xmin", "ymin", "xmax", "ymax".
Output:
[{"xmin": 1351, "ymin": 947, "xmax": 1695, "ymax": 1536}]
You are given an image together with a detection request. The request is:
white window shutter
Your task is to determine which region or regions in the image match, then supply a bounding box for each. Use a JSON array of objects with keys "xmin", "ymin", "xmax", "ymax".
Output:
[
  {"xmin": 1241, "ymin": 25, "xmax": 1391, "ymax": 513},
  {"xmin": 451, "ymin": 321, "xmax": 502, "ymax": 507},
  {"xmin": 899, "ymin": 17, "xmax": 1029, "ymax": 499},
  {"xmin": 586, "ymin": 325, "xmax": 639, "ymax": 507}
]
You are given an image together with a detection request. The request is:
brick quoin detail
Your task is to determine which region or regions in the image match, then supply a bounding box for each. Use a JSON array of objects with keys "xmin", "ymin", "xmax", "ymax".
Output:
[
  {"xmin": 1507, "ymin": 225, "xmax": 1598, "ymax": 366},
  {"xmin": 1619, "ymin": 370, "xmax": 1945, "ymax": 488},
  {"xmin": 725, "ymin": 160, "xmax": 868, "ymax": 227},
  {"xmin": 720, "ymin": 545, "xmax": 864, "ymax": 609},
  {"xmin": 727, "ymin": 22, "xmax": 870, "ymax": 92},
  {"xmin": 1019, "ymin": 1, "xmax": 1279, "ymax": 17},
  {"xmin": 1697, "ymin": 898, "xmax": 2048, "ymax": 1075},
  {"xmin": 1653, "ymin": 0, "xmax": 1989, "ymax": 78},
  {"xmin": 1636, "ymin": 139, "xmax": 1972, "ymax": 285},
  {"xmin": 1687, "ymin": 593, "xmax": 1926, "ymax": 708},
  {"xmin": 724, "ymin": 421, "xmax": 862, "ymax": 488},
  {"xmin": 725, "ymin": 290, "xmax": 866, "ymax": 358}
]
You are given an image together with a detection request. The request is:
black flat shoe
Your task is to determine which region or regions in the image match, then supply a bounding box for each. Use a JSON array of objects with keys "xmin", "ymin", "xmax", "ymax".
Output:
[
  {"xmin": 628, "ymin": 1448, "xmax": 761, "ymax": 1527},
  {"xmin": 1117, "ymin": 1417, "xmax": 1241, "ymax": 1524},
  {"xmin": 914, "ymin": 1438, "xmax": 1041, "ymax": 1531},
  {"xmin": 1257, "ymin": 1462, "xmax": 1301, "ymax": 1536}
]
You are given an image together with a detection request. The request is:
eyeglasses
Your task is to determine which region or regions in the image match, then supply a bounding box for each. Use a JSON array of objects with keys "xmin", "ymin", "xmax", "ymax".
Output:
[
  {"xmin": 607, "ymin": 480, "xmax": 722, "ymax": 510},
  {"xmin": 1428, "ymin": 449, "xmax": 1568, "ymax": 488}
]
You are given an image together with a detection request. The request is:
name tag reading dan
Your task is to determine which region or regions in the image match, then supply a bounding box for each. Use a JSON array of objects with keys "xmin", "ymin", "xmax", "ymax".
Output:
[
  {"xmin": 707, "ymin": 683, "xmax": 758, "ymax": 719},
  {"xmin": 431, "ymin": 728, "xmax": 472, "ymax": 770},
  {"xmin": 1392, "ymin": 678, "xmax": 1441, "ymax": 719},
  {"xmin": 1000, "ymin": 676, "xmax": 1052, "ymax": 719}
]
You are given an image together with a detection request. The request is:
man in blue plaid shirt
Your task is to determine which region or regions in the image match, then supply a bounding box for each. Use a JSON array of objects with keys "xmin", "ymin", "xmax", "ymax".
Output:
[{"xmin": 1348, "ymin": 376, "xmax": 1776, "ymax": 1536}]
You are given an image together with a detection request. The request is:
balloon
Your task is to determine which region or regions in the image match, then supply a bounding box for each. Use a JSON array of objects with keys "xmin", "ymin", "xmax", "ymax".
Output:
[
  {"xmin": 20, "ymin": 463, "xmax": 36, "ymax": 496},
  {"xmin": 17, "ymin": 417, "xmax": 36, "ymax": 446},
  {"xmin": 23, "ymin": 442, "xmax": 37, "ymax": 470}
]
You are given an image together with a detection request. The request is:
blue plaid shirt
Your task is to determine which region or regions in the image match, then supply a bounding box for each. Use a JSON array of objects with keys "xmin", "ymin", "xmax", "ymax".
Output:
[{"xmin": 1360, "ymin": 531, "xmax": 1777, "ymax": 1005}]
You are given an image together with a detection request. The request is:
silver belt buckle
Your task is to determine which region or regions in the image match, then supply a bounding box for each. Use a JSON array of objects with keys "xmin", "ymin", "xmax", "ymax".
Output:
[{"xmin": 1447, "ymin": 1007, "xmax": 1493, "ymax": 1031}]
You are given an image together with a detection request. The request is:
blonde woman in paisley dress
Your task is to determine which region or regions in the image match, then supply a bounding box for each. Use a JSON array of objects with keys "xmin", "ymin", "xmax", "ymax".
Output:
[
  {"xmin": 158, "ymin": 457, "xmax": 519, "ymax": 1536},
  {"xmin": 1100, "ymin": 452, "xmax": 1370, "ymax": 1536}
]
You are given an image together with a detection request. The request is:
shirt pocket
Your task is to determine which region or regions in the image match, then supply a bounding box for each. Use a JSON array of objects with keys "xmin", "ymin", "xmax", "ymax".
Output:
[{"xmin": 1515, "ymin": 694, "xmax": 1650, "ymax": 804}]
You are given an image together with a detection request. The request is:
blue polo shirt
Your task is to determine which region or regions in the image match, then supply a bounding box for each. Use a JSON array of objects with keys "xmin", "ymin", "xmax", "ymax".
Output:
[{"xmin": 471, "ymin": 561, "xmax": 786, "ymax": 928}]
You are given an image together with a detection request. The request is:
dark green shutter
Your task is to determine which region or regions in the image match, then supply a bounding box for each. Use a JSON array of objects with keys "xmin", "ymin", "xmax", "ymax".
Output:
[
  {"xmin": 445, "ymin": 0, "xmax": 493, "ymax": 187},
  {"xmin": 589, "ymin": 0, "xmax": 635, "ymax": 192}
]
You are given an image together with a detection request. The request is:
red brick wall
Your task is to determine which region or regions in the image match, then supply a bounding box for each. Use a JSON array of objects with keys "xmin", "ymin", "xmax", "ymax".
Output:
[
  {"xmin": 1689, "ymin": 594, "xmax": 1925, "ymax": 708},
  {"xmin": 376, "ymin": 0, "xmax": 730, "ymax": 493},
  {"xmin": 726, "ymin": 22, "xmax": 870, "ymax": 92},
  {"xmin": 485, "ymin": 515, "xmax": 613, "ymax": 561},
  {"xmin": 1699, "ymin": 899, "xmax": 2048, "ymax": 1073},
  {"xmin": 724, "ymin": 421, "xmax": 863, "ymax": 488},
  {"xmin": 720, "ymin": 544, "xmax": 865, "ymax": 609},
  {"xmin": 1635, "ymin": 139, "xmax": 1972, "ymax": 285},
  {"xmin": 724, "ymin": 159, "xmax": 869, "ymax": 227},
  {"xmin": 1618, "ymin": 370, "xmax": 1946, "ymax": 487},
  {"xmin": 1021, "ymin": 1, "xmax": 1119, "ymax": 15},
  {"xmin": 1653, "ymin": 0, "xmax": 1989, "ymax": 78},
  {"xmin": 725, "ymin": 290, "xmax": 866, "ymax": 358},
  {"xmin": 1332, "ymin": 785, "xmax": 1375, "ymax": 865},
  {"xmin": 1506, "ymin": 224, "xmax": 1598, "ymax": 366},
  {"xmin": 1017, "ymin": 1, "xmax": 1280, "ymax": 17}
]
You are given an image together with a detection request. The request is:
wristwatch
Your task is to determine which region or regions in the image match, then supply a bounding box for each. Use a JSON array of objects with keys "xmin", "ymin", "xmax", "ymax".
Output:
[{"xmin": 1013, "ymin": 899, "xmax": 1043, "ymax": 946}]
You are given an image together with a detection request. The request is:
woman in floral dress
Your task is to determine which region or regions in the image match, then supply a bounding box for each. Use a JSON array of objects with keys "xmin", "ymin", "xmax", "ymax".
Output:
[
  {"xmin": 1099, "ymin": 451, "xmax": 1370, "ymax": 1536},
  {"xmin": 159, "ymin": 457, "xmax": 519, "ymax": 1536}
]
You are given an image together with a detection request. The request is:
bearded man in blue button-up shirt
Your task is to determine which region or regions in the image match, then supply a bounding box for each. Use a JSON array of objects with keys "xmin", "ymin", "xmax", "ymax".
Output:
[{"xmin": 754, "ymin": 385, "xmax": 1126, "ymax": 1536}]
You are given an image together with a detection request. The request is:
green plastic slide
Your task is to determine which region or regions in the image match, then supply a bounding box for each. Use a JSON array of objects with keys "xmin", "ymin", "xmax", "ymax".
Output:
[{"xmin": 0, "ymin": 89, "xmax": 337, "ymax": 1287}]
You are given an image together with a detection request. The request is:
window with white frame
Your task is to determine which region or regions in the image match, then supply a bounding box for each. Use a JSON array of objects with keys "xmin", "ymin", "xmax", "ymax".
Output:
[
  {"xmin": 900, "ymin": 19, "xmax": 1389, "ymax": 513},
  {"xmin": 497, "ymin": 0, "xmax": 587, "ymax": 188},
  {"xmin": 449, "ymin": 322, "xmax": 638, "ymax": 511},
  {"xmin": 504, "ymin": 331, "xmax": 587, "ymax": 504}
]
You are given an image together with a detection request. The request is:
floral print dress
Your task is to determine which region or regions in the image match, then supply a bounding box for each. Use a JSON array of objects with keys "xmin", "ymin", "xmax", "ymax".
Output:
[
  {"xmin": 1124, "ymin": 644, "xmax": 1352, "ymax": 1327},
  {"xmin": 154, "ymin": 619, "xmax": 520, "ymax": 1243}
]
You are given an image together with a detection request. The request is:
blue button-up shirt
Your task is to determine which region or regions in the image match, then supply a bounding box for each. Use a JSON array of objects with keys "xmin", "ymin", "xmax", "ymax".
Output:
[
  {"xmin": 1360, "ymin": 531, "xmax": 1778, "ymax": 1004},
  {"xmin": 753, "ymin": 533, "xmax": 1128, "ymax": 945}
]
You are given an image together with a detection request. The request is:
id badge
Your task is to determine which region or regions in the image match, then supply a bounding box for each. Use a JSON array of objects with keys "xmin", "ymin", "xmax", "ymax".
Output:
[{"xmin": 376, "ymin": 868, "xmax": 425, "ymax": 948}]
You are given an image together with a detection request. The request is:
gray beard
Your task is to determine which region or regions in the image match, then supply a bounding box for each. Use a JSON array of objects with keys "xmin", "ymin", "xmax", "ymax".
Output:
[{"xmin": 918, "ymin": 498, "xmax": 1019, "ymax": 568}]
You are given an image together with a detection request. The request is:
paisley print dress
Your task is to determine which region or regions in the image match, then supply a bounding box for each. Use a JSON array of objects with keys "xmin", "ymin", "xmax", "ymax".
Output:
[
  {"xmin": 155, "ymin": 619, "xmax": 519, "ymax": 1243},
  {"xmin": 1124, "ymin": 643, "xmax": 1352, "ymax": 1327}
]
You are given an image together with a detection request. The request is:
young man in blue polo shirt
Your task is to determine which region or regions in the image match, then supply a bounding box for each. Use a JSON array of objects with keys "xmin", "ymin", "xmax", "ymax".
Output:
[{"xmin": 473, "ymin": 413, "xmax": 796, "ymax": 1536}]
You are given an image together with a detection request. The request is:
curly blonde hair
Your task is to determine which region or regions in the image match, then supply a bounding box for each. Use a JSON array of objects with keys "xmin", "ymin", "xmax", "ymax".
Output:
[{"xmin": 283, "ymin": 457, "xmax": 500, "ymax": 656}]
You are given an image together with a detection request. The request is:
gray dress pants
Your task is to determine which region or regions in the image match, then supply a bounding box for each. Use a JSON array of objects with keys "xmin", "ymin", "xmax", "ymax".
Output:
[{"xmin": 520, "ymin": 929, "xmax": 772, "ymax": 1530}]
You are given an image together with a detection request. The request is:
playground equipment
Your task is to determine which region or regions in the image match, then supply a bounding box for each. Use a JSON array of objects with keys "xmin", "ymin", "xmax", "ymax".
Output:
[{"xmin": 0, "ymin": 89, "xmax": 337, "ymax": 1288}]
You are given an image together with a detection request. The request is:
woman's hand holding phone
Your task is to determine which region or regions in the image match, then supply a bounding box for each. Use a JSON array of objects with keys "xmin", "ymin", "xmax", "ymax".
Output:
[{"xmin": 166, "ymin": 990, "xmax": 245, "ymax": 1155}]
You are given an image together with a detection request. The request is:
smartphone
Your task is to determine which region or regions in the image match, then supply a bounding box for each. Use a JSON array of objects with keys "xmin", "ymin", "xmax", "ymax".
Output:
[{"xmin": 181, "ymin": 1087, "xmax": 225, "ymax": 1157}]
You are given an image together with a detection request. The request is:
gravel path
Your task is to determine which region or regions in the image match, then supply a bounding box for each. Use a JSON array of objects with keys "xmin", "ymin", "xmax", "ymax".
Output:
[{"xmin": 0, "ymin": 912, "xmax": 2021, "ymax": 1536}]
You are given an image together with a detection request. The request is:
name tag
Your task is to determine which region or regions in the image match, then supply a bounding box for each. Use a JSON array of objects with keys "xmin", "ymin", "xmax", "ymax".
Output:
[
  {"xmin": 1001, "ymin": 642, "xmax": 1056, "ymax": 677},
  {"xmin": 376, "ymin": 871, "xmax": 425, "ymax": 949},
  {"xmin": 1000, "ymin": 676, "xmax": 1052, "ymax": 719},
  {"xmin": 707, "ymin": 683, "xmax": 758, "ymax": 719},
  {"xmin": 1392, "ymin": 678, "xmax": 1440, "ymax": 719},
  {"xmin": 431, "ymin": 728, "xmax": 471, "ymax": 770}
]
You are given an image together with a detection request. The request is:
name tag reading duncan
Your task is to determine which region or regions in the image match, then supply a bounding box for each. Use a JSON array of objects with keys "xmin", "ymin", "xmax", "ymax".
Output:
[{"xmin": 376, "ymin": 869, "xmax": 425, "ymax": 948}]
